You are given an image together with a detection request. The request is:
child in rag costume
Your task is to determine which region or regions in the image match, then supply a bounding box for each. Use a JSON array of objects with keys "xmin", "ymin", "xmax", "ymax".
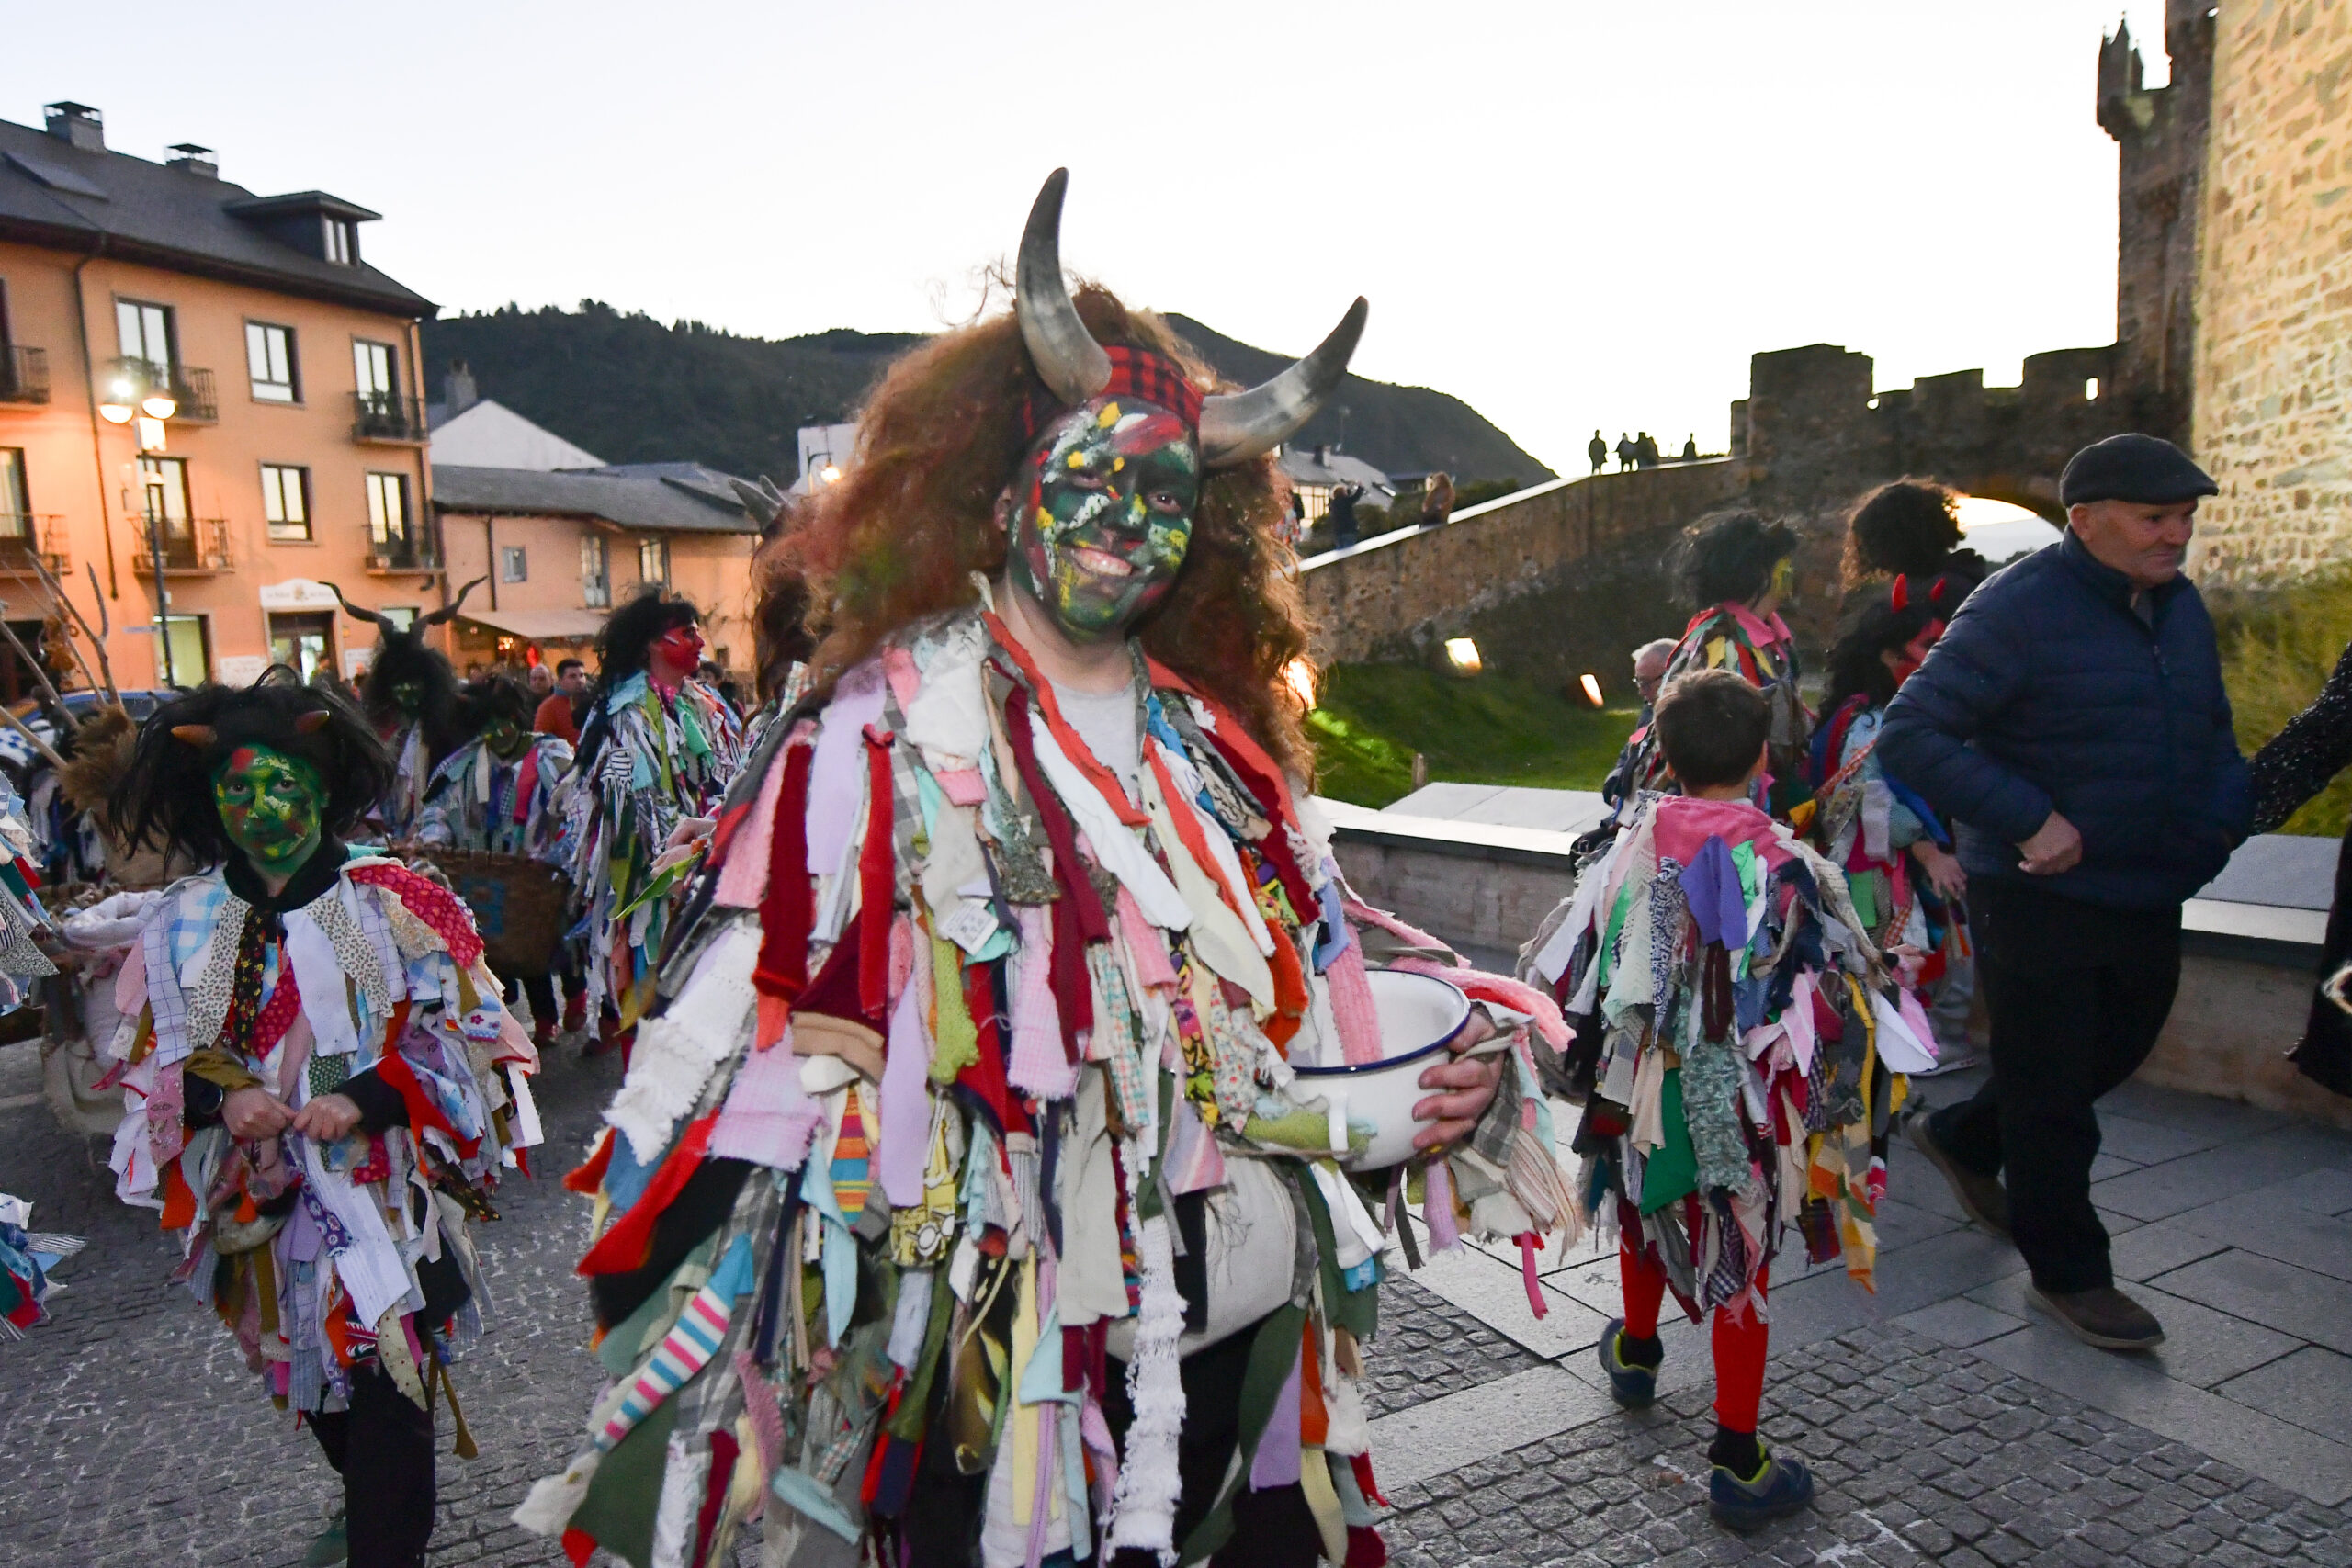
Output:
[
  {"xmin": 1525, "ymin": 670, "xmax": 1927, "ymax": 1532},
  {"xmin": 417, "ymin": 671, "xmax": 583, "ymax": 1047},
  {"xmin": 330, "ymin": 579, "xmax": 485, "ymax": 842},
  {"xmin": 557, "ymin": 589, "xmax": 745, "ymax": 1040},
  {"xmin": 513, "ymin": 171, "xmax": 1576, "ymax": 1568},
  {"xmin": 1609, "ymin": 512, "xmax": 1814, "ymax": 821},
  {"xmin": 103, "ymin": 677, "xmax": 543, "ymax": 1568},
  {"xmin": 1805, "ymin": 575, "xmax": 1980, "ymax": 1072},
  {"xmin": 0, "ymin": 1194, "xmax": 80, "ymax": 1337}
]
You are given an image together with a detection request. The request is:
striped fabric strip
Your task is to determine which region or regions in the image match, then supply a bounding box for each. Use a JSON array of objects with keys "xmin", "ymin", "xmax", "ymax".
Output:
[
  {"xmin": 596, "ymin": 1287, "xmax": 732, "ymax": 1450},
  {"xmin": 831, "ymin": 1086, "xmax": 872, "ymax": 1219}
]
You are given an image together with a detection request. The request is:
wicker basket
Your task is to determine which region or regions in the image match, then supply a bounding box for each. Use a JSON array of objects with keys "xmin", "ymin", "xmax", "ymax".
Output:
[{"xmin": 419, "ymin": 850, "xmax": 573, "ymax": 979}]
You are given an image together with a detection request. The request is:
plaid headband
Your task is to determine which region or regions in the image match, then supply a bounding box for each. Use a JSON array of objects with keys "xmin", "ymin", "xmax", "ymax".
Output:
[{"xmin": 1021, "ymin": 344, "xmax": 1206, "ymax": 442}]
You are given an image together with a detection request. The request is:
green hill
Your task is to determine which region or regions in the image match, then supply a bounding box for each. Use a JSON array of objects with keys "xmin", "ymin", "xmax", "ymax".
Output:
[{"xmin": 420, "ymin": 302, "xmax": 1550, "ymax": 486}]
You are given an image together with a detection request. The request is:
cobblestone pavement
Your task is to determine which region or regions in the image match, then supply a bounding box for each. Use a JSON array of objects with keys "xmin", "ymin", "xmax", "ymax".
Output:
[{"xmin": 6, "ymin": 1032, "xmax": 2352, "ymax": 1566}]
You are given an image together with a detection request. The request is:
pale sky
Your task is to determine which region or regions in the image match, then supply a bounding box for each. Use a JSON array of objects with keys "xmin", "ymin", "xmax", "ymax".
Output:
[{"xmin": 12, "ymin": 1, "xmax": 2174, "ymax": 476}]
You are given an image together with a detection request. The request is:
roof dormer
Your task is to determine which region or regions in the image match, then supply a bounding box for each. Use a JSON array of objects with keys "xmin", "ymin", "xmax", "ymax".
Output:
[{"xmin": 223, "ymin": 190, "xmax": 379, "ymax": 267}]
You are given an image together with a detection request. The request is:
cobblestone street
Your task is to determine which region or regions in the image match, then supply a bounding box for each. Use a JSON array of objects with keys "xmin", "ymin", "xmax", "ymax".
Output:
[{"xmin": 6, "ymin": 1038, "xmax": 2352, "ymax": 1566}]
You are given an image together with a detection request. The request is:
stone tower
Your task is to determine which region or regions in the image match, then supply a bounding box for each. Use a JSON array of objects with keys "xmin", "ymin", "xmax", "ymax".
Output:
[{"xmin": 2098, "ymin": 2, "xmax": 2217, "ymax": 447}]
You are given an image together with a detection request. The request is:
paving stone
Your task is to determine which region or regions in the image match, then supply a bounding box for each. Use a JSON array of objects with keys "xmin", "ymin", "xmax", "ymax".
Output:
[
  {"xmin": 1894, "ymin": 1296, "xmax": 2026, "ymax": 1349},
  {"xmin": 2092, "ymin": 1127, "xmax": 2352, "ymax": 1224},
  {"xmin": 2160, "ymin": 1185, "xmax": 2352, "ymax": 1286},
  {"xmin": 1966, "ymin": 1268, "xmax": 2304, "ymax": 1388},
  {"xmin": 2151, "ymin": 1248, "xmax": 2352, "ymax": 1357},
  {"xmin": 2216, "ymin": 1346, "xmax": 2352, "ymax": 1447}
]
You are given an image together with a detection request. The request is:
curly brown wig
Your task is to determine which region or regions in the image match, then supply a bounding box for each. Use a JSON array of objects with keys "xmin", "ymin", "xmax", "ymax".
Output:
[
  {"xmin": 1843, "ymin": 479, "xmax": 1963, "ymax": 586},
  {"xmin": 782, "ymin": 284, "xmax": 1316, "ymax": 776}
]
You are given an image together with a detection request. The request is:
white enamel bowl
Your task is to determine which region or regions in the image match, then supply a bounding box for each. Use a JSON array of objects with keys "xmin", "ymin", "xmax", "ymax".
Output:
[{"xmin": 1293, "ymin": 968, "xmax": 1474, "ymax": 1170}]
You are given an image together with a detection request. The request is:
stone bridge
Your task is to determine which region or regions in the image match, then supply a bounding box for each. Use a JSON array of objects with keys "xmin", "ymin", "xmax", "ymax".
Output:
[{"xmin": 1299, "ymin": 339, "xmax": 2146, "ymax": 679}]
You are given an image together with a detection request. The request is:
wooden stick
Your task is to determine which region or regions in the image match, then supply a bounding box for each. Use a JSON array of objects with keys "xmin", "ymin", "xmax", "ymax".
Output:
[
  {"xmin": 32, "ymin": 555, "xmax": 116, "ymax": 705},
  {"xmin": 24, "ymin": 565, "xmax": 107, "ymax": 708},
  {"xmin": 0, "ymin": 704, "xmax": 66, "ymax": 771},
  {"xmin": 0, "ymin": 606, "xmax": 76, "ymax": 733}
]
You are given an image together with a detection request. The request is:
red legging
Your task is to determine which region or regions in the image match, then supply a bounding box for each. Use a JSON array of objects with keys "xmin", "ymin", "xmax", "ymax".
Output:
[{"xmin": 1620, "ymin": 1236, "xmax": 1769, "ymax": 1432}]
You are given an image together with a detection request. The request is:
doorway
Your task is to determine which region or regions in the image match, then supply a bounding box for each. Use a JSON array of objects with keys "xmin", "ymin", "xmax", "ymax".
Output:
[{"xmin": 268, "ymin": 611, "xmax": 337, "ymax": 684}]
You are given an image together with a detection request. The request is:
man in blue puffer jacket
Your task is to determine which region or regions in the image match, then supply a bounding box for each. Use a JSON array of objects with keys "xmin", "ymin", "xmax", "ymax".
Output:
[{"xmin": 1879, "ymin": 434, "xmax": 2251, "ymax": 1354}]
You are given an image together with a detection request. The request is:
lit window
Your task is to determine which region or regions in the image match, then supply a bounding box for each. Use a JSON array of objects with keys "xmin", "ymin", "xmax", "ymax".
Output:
[
  {"xmin": 581, "ymin": 535, "xmax": 610, "ymax": 608},
  {"xmin": 246, "ymin": 323, "xmax": 298, "ymax": 402},
  {"xmin": 261, "ymin": 464, "xmax": 311, "ymax": 541},
  {"xmin": 366, "ymin": 471, "xmax": 410, "ymax": 544},
  {"xmin": 324, "ymin": 218, "xmax": 355, "ymax": 265},
  {"xmin": 638, "ymin": 536, "xmax": 670, "ymax": 585},
  {"xmin": 2085, "ymin": 378, "xmax": 2101, "ymax": 402},
  {"xmin": 116, "ymin": 299, "xmax": 174, "ymax": 378},
  {"xmin": 501, "ymin": 545, "xmax": 527, "ymax": 583}
]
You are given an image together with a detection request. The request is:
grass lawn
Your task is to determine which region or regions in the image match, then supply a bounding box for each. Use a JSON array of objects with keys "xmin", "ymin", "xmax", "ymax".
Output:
[
  {"xmin": 1306, "ymin": 661, "xmax": 1637, "ymax": 807},
  {"xmin": 2214, "ymin": 573, "xmax": 2352, "ymax": 839}
]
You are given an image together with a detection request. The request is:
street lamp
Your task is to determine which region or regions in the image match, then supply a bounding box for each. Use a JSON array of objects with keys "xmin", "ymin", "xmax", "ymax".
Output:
[
  {"xmin": 96, "ymin": 363, "xmax": 175, "ymax": 423},
  {"xmin": 96, "ymin": 367, "xmax": 139, "ymax": 424}
]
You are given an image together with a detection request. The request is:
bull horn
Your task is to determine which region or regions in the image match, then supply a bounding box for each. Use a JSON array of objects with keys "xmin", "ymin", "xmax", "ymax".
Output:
[
  {"xmin": 170, "ymin": 723, "xmax": 217, "ymax": 747},
  {"xmin": 294, "ymin": 709, "xmax": 332, "ymax": 735},
  {"xmin": 1197, "ymin": 297, "xmax": 1369, "ymax": 469},
  {"xmin": 322, "ymin": 581, "xmax": 401, "ymax": 637},
  {"xmin": 1015, "ymin": 169, "xmax": 1111, "ymax": 409},
  {"xmin": 419, "ymin": 575, "xmax": 489, "ymax": 629}
]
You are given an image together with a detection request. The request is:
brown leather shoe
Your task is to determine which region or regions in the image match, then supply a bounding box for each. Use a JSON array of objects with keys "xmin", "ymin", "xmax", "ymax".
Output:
[
  {"xmin": 1906, "ymin": 1114, "xmax": 2012, "ymax": 1239},
  {"xmin": 2030, "ymin": 1285, "xmax": 2165, "ymax": 1351}
]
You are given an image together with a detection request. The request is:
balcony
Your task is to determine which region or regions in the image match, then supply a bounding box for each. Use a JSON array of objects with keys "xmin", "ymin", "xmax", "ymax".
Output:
[
  {"xmin": 0, "ymin": 514, "xmax": 67, "ymax": 573},
  {"xmin": 0, "ymin": 347, "xmax": 49, "ymax": 406},
  {"xmin": 366, "ymin": 527, "xmax": 440, "ymax": 573},
  {"xmin": 131, "ymin": 516, "xmax": 232, "ymax": 574},
  {"xmin": 352, "ymin": 390, "xmax": 428, "ymax": 444},
  {"xmin": 100, "ymin": 358, "xmax": 215, "ymax": 423}
]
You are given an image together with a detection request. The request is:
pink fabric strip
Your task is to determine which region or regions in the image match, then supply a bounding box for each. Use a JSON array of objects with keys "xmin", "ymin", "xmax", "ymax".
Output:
[
  {"xmin": 1517, "ymin": 1234, "xmax": 1548, "ymax": 1318},
  {"xmin": 714, "ymin": 739, "xmax": 791, "ymax": 909},
  {"xmin": 1422, "ymin": 1158, "xmax": 1461, "ymax": 1254},
  {"xmin": 1385, "ymin": 957, "xmax": 1571, "ymax": 1053},
  {"xmin": 933, "ymin": 767, "xmax": 987, "ymax": 807},
  {"xmin": 1720, "ymin": 597, "xmax": 1792, "ymax": 652},
  {"xmin": 1249, "ymin": 1343, "xmax": 1304, "ymax": 1490},
  {"xmin": 877, "ymin": 980, "xmax": 931, "ymax": 1207},
  {"xmin": 1323, "ymin": 942, "xmax": 1385, "ymax": 1066},
  {"xmin": 1114, "ymin": 887, "xmax": 1178, "ymax": 990},
  {"xmin": 113, "ymin": 939, "xmax": 147, "ymax": 1017},
  {"xmin": 882, "ymin": 645, "xmax": 923, "ymax": 716},
  {"xmin": 709, "ymin": 1023, "xmax": 822, "ymax": 1170},
  {"xmin": 1006, "ymin": 904, "xmax": 1075, "ymax": 1098},
  {"xmin": 805, "ymin": 664, "xmax": 887, "ymax": 875},
  {"xmin": 1341, "ymin": 898, "xmax": 1449, "ymax": 956},
  {"xmin": 277, "ymin": 1014, "xmax": 315, "ymax": 1102}
]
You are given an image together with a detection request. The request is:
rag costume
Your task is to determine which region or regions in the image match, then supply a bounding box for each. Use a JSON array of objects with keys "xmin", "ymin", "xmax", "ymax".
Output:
[
  {"xmin": 514, "ymin": 171, "xmax": 1573, "ymax": 1568},
  {"xmin": 0, "ymin": 1193, "xmax": 80, "ymax": 1337},
  {"xmin": 560, "ymin": 672, "xmax": 745, "ymax": 1028},
  {"xmin": 1524, "ymin": 791, "xmax": 1917, "ymax": 1427},
  {"xmin": 1619, "ymin": 604, "xmax": 1813, "ymax": 818},
  {"xmin": 331, "ymin": 579, "xmax": 484, "ymax": 842},
  {"xmin": 107, "ymin": 841, "xmax": 542, "ymax": 1562},
  {"xmin": 416, "ymin": 731, "xmax": 577, "ymax": 860}
]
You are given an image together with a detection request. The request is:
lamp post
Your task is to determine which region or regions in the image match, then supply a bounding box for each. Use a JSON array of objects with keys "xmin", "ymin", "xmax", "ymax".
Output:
[{"xmin": 97, "ymin": 360, "xmax": 179, "ymax": 687}]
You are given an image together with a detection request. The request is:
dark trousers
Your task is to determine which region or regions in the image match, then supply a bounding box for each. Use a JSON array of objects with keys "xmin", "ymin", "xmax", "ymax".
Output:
[
  {"xmin": 509, "ymin": 954, "xmax": 583, "ymax": 1031},
  {"xmin": 309, "ymin": 1362, "xmax": 436, "ymax": 1568},
  {"xmin": 1928, "ymin": 881, "xmax": 2181, "ymax": 1294}
]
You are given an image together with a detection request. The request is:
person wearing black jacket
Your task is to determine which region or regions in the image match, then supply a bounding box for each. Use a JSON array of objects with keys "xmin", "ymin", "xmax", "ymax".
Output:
[
  {"xmin": 2245, "ymin": 642, "xmax": 2352, "ymax": 1098},
  {"xmin": 1878, "ymin": 434, "xmax": 2251, "ymax": 1354}
]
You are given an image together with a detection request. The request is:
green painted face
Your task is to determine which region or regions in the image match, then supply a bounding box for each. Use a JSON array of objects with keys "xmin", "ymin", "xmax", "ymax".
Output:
[
  {"xmin": 212, "ymin": 744, "xmax": 325, "ymax": 875},
  {"xmin": 483, "ymin": 715, "xmax": 528, "ymax": 760},
  {"xmin": 1007, "ymin": 396, "xmax": 1201, "ymax": 642}
]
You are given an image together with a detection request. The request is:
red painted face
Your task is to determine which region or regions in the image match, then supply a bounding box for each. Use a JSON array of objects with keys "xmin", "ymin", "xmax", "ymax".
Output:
[
  {"xmin": 650, "ymin": 623, "xmax": 704, "ymax": 681},
  {"xmin": 1888, "ymin": 619, "xmax": 1945, "ymax": 687}
]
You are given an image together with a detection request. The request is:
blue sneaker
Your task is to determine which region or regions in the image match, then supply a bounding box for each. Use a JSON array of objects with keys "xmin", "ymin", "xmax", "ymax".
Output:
[
  {"xmin": 1596, "ymin": 1317, "xmax": 1657, "ymax": 1409},
  {"xmin": 1709, "ymin": 1448, "xmax": 1815, "ymax": 1532}
]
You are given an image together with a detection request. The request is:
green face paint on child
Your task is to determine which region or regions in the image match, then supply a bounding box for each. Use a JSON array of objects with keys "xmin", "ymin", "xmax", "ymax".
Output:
[
  {"xmin": 212, "ymin": 744, "xmax": 325, "ymax": 875},
  {"xmin": 1008, "ymin": 396, "xmax": 1201, "ymax": 641}
]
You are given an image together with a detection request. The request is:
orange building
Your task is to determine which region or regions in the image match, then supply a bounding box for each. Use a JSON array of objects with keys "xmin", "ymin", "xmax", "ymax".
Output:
[
  {"xmin": 0, "ymin": 101, "xmax": 441, "ymax": 691},
  {"xmin": 428, "ymin": 461, "xmax": 763, "ymax": 678}
]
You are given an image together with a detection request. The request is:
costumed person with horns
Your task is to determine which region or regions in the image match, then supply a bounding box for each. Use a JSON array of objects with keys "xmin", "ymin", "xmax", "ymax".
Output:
[
  {"xmin": 102, "ymin": 675, "xmax": 543, "ymax": 1568},
  {"xmin": 513, "ymin": 172, "xmax": 1575, "ymax": 1568},
  {"xmin": 557, "ymin": 588, "xmax": 745, "ymax": 1049},
  {"xmin": 330, "ymin": 578, "xmax": 486, "ymax": 842},
  {"xmin": 417, "ymin": 672, "xmax": 583, "ymax": 1048}
]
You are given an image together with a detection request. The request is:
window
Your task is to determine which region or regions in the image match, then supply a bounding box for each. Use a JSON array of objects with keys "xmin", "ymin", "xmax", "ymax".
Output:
[
  {"xmin": 0, "ymin": 449, "xmax": 26, "ymax": 531},
  {"xmin": 324, "ymin": 218, "xmax": 355, "ymax": 265},
  {"xmin": 138, "ymin": 457, "xmax": 196, "ymax": 566},
  {"xmin": 638, "ymin": 536, "xmax": 671, "ymax": 585},
  {"xmin": 117, "ymin": 299, "xmax": 175, "ymax": 378},
  {"xmin": 581, "ymin": 535, "xmax": 610, "ymax": 609},
  {"xmin": 501, "ymin": 545, "xmax": 528, "ymax": 583},
  {"xmin": 261, "ymin": 464, "xmax": 311, "ymax": 542},
  {"xmin": 353, "ymin": 339, "xmax": 396, "ymax": 400},
  {"xmin": 245, "ymin": 322, "xmax": 299, "ymax": 403},
  {"xmin": 366, "ymin": 472, "xmax": 411, "ymax": 545},
  {"xmin": 153, "ymin": 613, "xmax": 209, "ymax": 688}
]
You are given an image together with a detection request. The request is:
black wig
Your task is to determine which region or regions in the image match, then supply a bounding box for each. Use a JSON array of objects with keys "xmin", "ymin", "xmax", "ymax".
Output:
[
  {"xmin": 1672, "ymin": 510, "xmax": 1800, "ymax": 612},
  {"xmin": 114, "ymin": 674, "xmax": 393, "ymax": 865},
  {"xmin": 458, "ymin": 671, "xmax": 536, "ymax": 739}
]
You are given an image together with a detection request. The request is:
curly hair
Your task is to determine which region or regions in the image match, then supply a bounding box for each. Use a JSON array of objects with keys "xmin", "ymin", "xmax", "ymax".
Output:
[
  {"xmin": 751, "ymin": 525, "xmax": 816, "ymax": 707},
  {"xmin": 115, "ymin": 673, "xmax": 392, "ymax": 865},
  {"xmin": 358, "ymin": 627, "xmax": 465, "ymax": 766},
  {"xmin": 1843, "ymin": 479, "xmax": 1963, "ymax": 586},
  {"xmin": 1823, "ymin": 588, "xmax": 1941, "ymax": 714},
  {"xmin": 1672, "ymin": 510, "xmax": 1800, "ymax": 611},
  {"xmin": 781, "ymin": 284, "xmax": 1315, "ymax": 776}
]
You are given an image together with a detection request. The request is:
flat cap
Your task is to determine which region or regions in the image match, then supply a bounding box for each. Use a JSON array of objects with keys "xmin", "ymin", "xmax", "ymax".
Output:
[{"xmin": 2060, "ymin": 434, "xmax": 2218, "ymax": 507}]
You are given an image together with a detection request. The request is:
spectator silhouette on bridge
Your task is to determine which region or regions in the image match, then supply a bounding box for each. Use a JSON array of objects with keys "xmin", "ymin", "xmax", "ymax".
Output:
[
  {"xmin": 1616, "ymin": 433, "xmax": 1637, "ymax": 472},
  {"xmin": 1419, "ymin": 471, "xmax": 1455, "ymax": 529},
  {"xmin": 1329, "ymin": 480, "xmax": 1363, "ymax": 549},
  {"xmin": 1636, "ymin": 432, "xmax": 1661, "ymax": 468},
  {"xmin": 1589, "ymin": 430, "xmax": 1608, "ymax": 475},
  {"xmin": 1682, "ymin": 434, "xmax": 1700, "ymax": 462}
]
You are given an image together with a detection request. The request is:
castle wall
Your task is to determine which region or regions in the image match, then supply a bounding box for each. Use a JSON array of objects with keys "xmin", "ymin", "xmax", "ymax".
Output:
[{"xmin": 2191, "ymin": 1, "xmax": 2352, "ymax": 584}]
